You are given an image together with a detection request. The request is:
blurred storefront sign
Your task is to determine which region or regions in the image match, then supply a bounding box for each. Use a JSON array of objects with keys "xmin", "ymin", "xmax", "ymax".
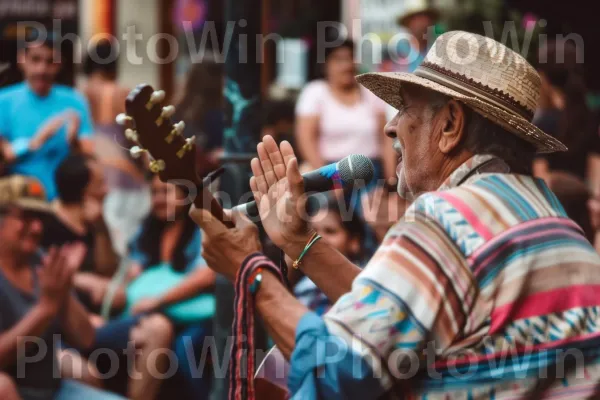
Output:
[
  {"xmin": 275, "ymin": 38, "xmax": 308, "ymax": 89},
  {"xmin": 0, "ymin": 0, "xmax": 79, "ymax": 87}
]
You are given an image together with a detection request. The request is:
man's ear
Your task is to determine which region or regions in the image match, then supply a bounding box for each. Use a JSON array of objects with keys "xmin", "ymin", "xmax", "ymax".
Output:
[{"xmin": 438, "ymin": 100, "xmax": 466, "ymax": 154}]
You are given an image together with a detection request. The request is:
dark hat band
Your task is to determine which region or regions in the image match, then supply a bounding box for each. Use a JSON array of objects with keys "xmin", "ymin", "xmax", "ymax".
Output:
[{"xmin": 415, "ymin": 62, "xmax": 534, "ymax": 120}]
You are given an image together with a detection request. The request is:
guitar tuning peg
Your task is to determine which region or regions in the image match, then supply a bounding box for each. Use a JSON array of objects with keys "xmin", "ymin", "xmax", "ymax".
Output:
[
  {"xmin": 176, "ymin": 136, "xmax": 195, "ymax": 159},
  {"xmin": 150, "ymin": 90, "xmax": 166, "ymax": 103},
  {"xmin": 174, "ymin": 121, "xmax": 185, "ymax": 133},
  {"xmin": 129, "ymin": 146, "xmax": 147, "ymax": 159},
  {"xmin": 155, "ymin": 105, "xmax": 176, "ymax": 126},
  {"xmin": 125, "ymin": 129, "xmax": 139, "ymax": 143},
  {"xmin": 116, "ymin": 113, "xmax": 132, "ymax": 126},
  {"xmin": 149, "ymin": 159, "xmax": 166, "ymax": 173},
  {"xmin": 146, "ymin": 90, "xmax": 166, "ymax": 110},
  {"xmin": 165, "ymin": 121, "xmax": 185, "ymax": 144},
  {"xmin": 161, "ymin": 105, "xmax": 176, "ymax": 118},
  {"xmin": 146, "ymin": 90, "xmax": 166, "ymax": 109}
]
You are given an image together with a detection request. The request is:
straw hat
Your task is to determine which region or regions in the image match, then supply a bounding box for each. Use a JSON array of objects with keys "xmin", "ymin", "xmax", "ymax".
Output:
[
  {"xmin": 0, "ymin": 175, "xmax": 53, "ymax": 214},
  {"xmin": 356, "ymin": 31, "xmax": 567, "ymax": 153},
  {"xmin": 397, "ymin": 0, "xmax": 440, "ymax": 27}
]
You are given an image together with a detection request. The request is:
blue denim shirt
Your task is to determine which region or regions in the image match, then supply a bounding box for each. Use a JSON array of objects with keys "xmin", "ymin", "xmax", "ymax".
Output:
[{"xmin": 288, "ymin": 312, "xmax": 385, "ymax": 399}]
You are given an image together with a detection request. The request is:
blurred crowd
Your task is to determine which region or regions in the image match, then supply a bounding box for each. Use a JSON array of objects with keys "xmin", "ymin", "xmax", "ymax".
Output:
[{"xmin": 1, "ymin": 5, "xmax": 600, "ymax": 400}]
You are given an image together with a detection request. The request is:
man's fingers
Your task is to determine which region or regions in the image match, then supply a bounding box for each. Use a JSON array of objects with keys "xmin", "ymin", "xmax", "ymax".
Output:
[
  {"xmin": 286, "ymin": 157, "xmax": 304, "ymax": 199},
  {"xmin": 280, "ymin": 141, "xmax": 297, "ymax": 167},
  {"xmin": 263, "ymin": 135, "xmax": 286, "ymax": 180},
  {"xmin": 189, "ymin": 205, "xmax": 228, "ymax": 237},
  {"xmin": 249, "ymin": 176, "xmax": 262, "ymax": 204},
  {"xmin": 257, "ymin": 143, "xmax": 278, "ymax": 188},
  {"xmin": 55, "ymin": 247, "xmax": 71, "ymax": 285},
  {"xmin": 43, "ymin": 246, "xmax": 57, "ymax": 270},
  {"xmin": 251, "ymin": 158, "xmax": 269, "ymax": 195}
]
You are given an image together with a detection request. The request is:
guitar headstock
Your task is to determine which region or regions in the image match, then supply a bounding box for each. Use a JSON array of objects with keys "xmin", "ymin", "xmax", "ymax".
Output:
[{"xmin": 117, "ymin": 84, "xmax": 199, "ymax": 186}]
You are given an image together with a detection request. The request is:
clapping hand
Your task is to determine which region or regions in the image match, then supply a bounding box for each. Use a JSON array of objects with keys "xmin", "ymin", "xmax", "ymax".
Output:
[
  {"xmin": 248, "ymin": 135, "xmax": 313, "ymax": 257},
  {"xmin": 29, "ymin": 113, "xmax": 67, "ymax": 151},
  {"xmin": 39, "ymin": 243, "xmax": 87, "ymax": 314},
  {"xmin": 65, "ymin": 111, "xmax": 81, "ymax": 146}
]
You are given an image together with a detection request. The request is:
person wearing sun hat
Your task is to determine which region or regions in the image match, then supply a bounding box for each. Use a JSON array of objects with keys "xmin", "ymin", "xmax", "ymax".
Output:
[
  {"xmin": 392, "ymin": 0, "xmax": 440, "ymax": 74},
  {"xmin": 191, "ymin": 30, "xmax": 600, "ymax": 400},
  {"xmin": 0, "ymin": 177, "xmax": 175, "ymax": 400},
  {"xmin": 0, "ymin": 175, "xmax": 53, "ymax": 215}
]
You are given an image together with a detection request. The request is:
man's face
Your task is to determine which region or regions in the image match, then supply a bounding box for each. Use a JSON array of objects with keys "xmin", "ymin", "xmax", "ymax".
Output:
[
  {"xmin": 0, "ymin": 207, "xmax": 44, "ymax": 256},
  {"xmin": 406, "ymin": 14, "xmax": 435, "ymax": 48},
  {"xmin": 19, "ymin": 45, "xmax": 60, "ymax": 96},
  {"xmin": 385, "ymin": 85, "xmax": 443, "ymax": 199}
]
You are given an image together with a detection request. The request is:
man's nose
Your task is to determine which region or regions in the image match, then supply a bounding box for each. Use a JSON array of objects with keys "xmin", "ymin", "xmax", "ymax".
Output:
[
  {"xmin": 384, "ymin": 120, "xmax": 397, "ymax": 138},
  {"xmin": 27, "ymin": 219, "xmax": 43, "ymax": 234}
]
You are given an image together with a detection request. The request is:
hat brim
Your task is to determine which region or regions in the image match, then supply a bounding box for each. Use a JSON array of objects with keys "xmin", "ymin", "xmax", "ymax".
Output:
[
  {"xmin": 13, "ymin": 198, "xmax": 54, "ymax": 215},
  {"xmin": 397, "ymin": 9, "xmax": 440, "ymax": 27},
  {"xmin": 356, "ymin": 72, "xmax": 567, "ymax": 154}
]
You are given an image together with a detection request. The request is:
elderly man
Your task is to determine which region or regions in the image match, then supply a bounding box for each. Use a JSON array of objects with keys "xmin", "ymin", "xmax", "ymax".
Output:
[{"xmin": 192, "ymin": 31, "xmax": 600, "ymax": 399}]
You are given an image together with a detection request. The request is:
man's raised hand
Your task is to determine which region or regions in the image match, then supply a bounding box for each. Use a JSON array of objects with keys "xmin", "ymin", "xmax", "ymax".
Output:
[{"xmin": 249, "ymin": 135, "xmax": 312, "ymax": 255}]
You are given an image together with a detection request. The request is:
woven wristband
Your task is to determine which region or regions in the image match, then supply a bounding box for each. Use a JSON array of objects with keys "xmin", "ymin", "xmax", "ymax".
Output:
[{"xmin": 292, "ymin": 232, "xmax": 322, "ymax": 269}]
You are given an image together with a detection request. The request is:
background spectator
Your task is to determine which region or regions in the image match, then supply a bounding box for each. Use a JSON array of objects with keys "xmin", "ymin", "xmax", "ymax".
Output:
[
  {"xmin": 0, "ymin": 37, "xmax": 94, "ymax": 200},
  {"xmin": 261, "ymin": 99, "xmax": 296, "ymax": 146},
  {"xmin": 291, "ymin": 194, "xmax": 366, "ymax": 316},
  {"xmin": 174, "ymin": 53, "xmax": 225, "ymax": 178},
  {"xmin": 0, "ymin": 175, "xmax": 122, "ymax": 400},
  {"xmin": 80, "ymin": 39, "xmax": 149, "ymax": 257},
  {"xmin": 294, "ymin": 38, "xmax": 397, "ymax": 185},
  {"xmin": 533, "ymin": 40, "xmax": 600, "ymax": 188},
  {"xmin": 394, "ymin": 0, "xmax": 440, "ymax": 73},
  {"xmin": 42, "ymin": 154, "xmax": 119, "ymax": 314}
]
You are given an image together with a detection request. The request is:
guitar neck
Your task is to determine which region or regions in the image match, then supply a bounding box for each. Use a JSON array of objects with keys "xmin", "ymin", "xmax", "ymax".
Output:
[{"xmin": 194, "ymin": 184, "xmax": 233, "ymax": 228}]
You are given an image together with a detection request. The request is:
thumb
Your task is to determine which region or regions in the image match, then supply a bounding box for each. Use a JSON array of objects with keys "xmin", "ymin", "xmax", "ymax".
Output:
[
  {"xmin": 286, "ymin": 157, "xmax": 304, "ymax": 199},
  {"xmin": 189, "ymin": 205, "xmax": 227, "ymax": 237}
]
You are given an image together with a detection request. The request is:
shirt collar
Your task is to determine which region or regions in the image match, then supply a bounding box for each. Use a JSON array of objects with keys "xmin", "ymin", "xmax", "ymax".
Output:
[
  {"xmin": 436, "ymin": 154, "xmax": 509, "ymax": 191},
  {"xmin": 24, "ymin": 81, "xmax": 53, "ymax": 100}
]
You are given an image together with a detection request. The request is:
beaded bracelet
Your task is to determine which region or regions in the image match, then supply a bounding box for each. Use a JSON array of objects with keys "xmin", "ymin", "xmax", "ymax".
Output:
[
  {"xmin": 292, "ymin": 232, "xmax": 322, "ymax": 269},
  {"xmin": 248, "ymin": 267, "xmax": 264, "ymax": 295}
]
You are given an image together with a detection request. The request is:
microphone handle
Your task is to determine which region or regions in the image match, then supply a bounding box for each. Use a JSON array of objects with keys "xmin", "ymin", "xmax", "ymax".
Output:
[
  {"xmin": 232, "ymin": 194, "xmax": 329, "ymax": 223},
  {"xmin": 232, "ymin": 168, "xmax": 342, "ymax": 223},
  {"xmin": 231, "ymin": 163, "xmax": 344, "ymax": 222}
]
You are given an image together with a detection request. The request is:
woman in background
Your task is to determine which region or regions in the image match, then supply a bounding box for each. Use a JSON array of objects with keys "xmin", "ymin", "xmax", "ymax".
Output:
[
  {"xmin": 125, "ymin": 176, "xmax": 216, "ymax": 400},
  {"xmin": 80, "ymin": 38, "xmax": 149, "ymax": 255},
  {"xmin": 294, "ymin": 38, "xmax": 397, "ymax": 186},
  {"xmin": 84, "ymin": 175, "xmax": 216, "ymax": 399}
]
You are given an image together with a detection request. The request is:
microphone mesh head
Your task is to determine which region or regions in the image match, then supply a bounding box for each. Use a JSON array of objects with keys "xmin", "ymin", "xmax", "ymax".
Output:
[{"xmin": 337, "ymin": 155, "xmax": 375, "ymax": 188}]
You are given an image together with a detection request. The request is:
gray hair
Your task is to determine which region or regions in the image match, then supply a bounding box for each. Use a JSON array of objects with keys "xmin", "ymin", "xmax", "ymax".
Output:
[{"xmin": 427, "ymin": 91, "xmax": 535, "ymax": 175}]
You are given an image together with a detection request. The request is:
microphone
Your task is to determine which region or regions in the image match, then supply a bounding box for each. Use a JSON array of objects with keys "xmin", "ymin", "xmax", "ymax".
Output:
[{"xmin": 233, "ymin": 154, "xmax": 375, "ymax": 220}]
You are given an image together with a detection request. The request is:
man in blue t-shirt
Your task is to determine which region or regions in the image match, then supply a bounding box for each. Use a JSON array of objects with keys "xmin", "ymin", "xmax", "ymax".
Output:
[{"xmin": 0, "ymin": 37, "xmax": 94, "ymax": 200}]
